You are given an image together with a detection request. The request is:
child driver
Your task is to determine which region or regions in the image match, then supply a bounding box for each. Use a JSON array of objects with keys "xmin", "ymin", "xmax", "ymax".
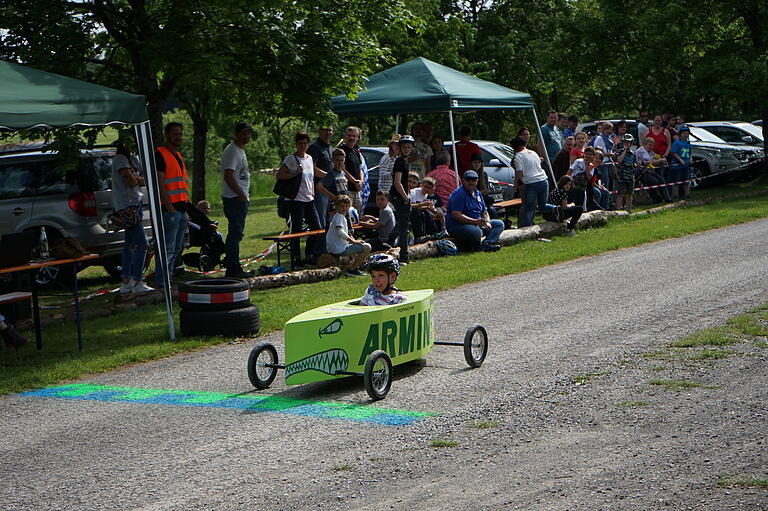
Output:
[{"xmin": 360, "ymin": 254, "xmax": 406, "ymax": 305}]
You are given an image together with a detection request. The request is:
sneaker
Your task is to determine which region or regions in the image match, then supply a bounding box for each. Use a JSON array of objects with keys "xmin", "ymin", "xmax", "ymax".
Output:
[
  {"xmin": 345, "ymin": 269, "xmax": 365, "ymax": 277},
  {"xmin": 434, "ymin": 230, "xmax": 449, "ymax": 239},
  {"xmin": 1, "ymin": 325, "xmax": 28, "ymax": 349},
  {"xmin": 225, "ymin": 268, "xmax": 253, "ymax": 279},
  {"xmin": 118, "ymin": 279, "xmax": 135, "ymax": 293},
  {"xmin": 480, "ymin": 242, "xmax": 501, "ymax": 252},
  {"xmin": 415, "ymin": 236, "xmax": 431, "ymax": 245},
  {"xmin": 132, "ymin": 281, "xmax": 154, "ymax": 293}
]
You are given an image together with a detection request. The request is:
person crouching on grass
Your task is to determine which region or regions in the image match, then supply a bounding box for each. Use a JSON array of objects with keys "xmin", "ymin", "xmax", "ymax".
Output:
[
  {"xmin": 360, "ymin": 254, "xmax": 406, "ymax": 306},
  {"xmin": 325, "ymin": 195, "xmax": 371, "ymax": 277}
]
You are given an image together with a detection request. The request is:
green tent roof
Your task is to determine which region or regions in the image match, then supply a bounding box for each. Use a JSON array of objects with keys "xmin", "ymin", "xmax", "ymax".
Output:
[
  {"xmin": 0, "ymin": 60, "xmax": 148, "ymax": 130},
  {"xmin": 331, "ymin": 57, "xmax": 533, "ymax": 116}
]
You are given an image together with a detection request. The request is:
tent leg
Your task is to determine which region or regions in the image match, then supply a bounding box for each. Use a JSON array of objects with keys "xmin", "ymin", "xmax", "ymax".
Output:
[
  {"xmin": 532, "ymin": 108, "xmax": 556, "ymax": 186},
  {"xmin": 448, "ymin": 111, "xmax": 460, "ymax": 188},
  {"xmin": 134, "ymin": 122, "xmax": 176, "ymax": 341},
  {"xmin": 395, "ymin": 114, "xmax": 400, "ymax": 134}
]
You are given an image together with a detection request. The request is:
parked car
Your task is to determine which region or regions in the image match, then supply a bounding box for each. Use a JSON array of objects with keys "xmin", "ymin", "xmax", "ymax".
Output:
[
  {"xmin": 0, "ymin": 144, "xmax": 152, "ymax": 284},
  {"xmin": 359, "ymin": 145, "xmax": 505, "ymax": 215},
  {"xmin": 576, "ymin": 120, "xmax": 756, "ymax": 187},
  {"xmin": 689, "ymin": 121, "xmax": 764, "ymax": 147}
]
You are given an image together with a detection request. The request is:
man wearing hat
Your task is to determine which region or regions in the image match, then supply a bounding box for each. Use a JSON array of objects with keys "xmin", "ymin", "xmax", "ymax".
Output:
[
  {"xmin": 446, "ymin": 170, "xmax": 504, "ymax": 252},
  {"xmin": 221, "ymin": 121, "xmax": 253, "ymax": 278}
]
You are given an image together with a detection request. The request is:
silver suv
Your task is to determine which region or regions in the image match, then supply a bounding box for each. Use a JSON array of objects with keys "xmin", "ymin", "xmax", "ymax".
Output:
[{"xmin": 0, "ymin": 144, "xmax": 151, "ymax": 283}]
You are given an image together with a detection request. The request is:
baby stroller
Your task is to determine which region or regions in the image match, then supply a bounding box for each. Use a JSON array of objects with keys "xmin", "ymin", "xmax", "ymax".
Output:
[{"xmin": 182, "ymin": 204, "xmax": 226, "ymax": 272}]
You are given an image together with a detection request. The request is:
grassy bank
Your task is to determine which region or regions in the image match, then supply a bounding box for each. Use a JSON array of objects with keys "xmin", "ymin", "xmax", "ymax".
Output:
[{"xmin": 1, "ymin": 192, "xmax": 767, "ymax": 395}]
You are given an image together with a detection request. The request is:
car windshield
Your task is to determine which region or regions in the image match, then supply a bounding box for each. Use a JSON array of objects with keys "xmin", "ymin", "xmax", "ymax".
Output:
[
  {"xmin": 486, "ymin": 143, "xmax": 515, "ymax": 161},
  {"xmin": 735, "ymin": 123, "xmax": 764, "ymax": 141},
  {"xmin": 689, "ymin": 126, "xmax": 726, "ymax": 144}
]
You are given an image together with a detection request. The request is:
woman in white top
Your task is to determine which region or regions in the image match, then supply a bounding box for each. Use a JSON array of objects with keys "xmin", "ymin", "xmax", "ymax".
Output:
[
  {"xmin": 111, "ymin": 138, "xmax": 153, "ymax": 293},
  {"xmin": 511, "ymin": 136, "xmax": 556, "ymax": 227},
  {"xmin": 276, "ymin": 132, "xmax": 327, "ymax": 267}
]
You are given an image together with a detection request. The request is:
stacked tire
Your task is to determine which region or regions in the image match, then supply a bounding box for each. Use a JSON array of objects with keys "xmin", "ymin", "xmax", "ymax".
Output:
[{"xmin": 178, "ymin": 279, "xmax": 260, "ymax": 337}]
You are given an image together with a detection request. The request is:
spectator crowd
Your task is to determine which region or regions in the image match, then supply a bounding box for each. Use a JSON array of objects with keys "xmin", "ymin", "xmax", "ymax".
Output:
[{"xmin": 110, "ymin": 110, "xmax": 695, "ymax": 286}]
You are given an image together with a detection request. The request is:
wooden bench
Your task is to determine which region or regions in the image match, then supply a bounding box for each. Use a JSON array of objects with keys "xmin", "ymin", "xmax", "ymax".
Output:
[
  {"xmin": 492, "ymin": 198, "xmax": 523, "ymax": 227},
  {"xmin": 264, "ymin": 224, "xmax": 370, "ymax": 270}
]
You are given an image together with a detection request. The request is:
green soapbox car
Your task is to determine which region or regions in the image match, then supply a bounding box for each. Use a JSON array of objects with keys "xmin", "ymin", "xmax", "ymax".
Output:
[{"xmin": 246, "ymin": 289, "xmax": 488, "ymax": 400}]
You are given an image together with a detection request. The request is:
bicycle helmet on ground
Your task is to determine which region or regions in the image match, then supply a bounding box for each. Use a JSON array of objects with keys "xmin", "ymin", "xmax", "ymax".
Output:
[{"xmin": 435, "ymin": 239, "xmax": 458, "ymax": 256}]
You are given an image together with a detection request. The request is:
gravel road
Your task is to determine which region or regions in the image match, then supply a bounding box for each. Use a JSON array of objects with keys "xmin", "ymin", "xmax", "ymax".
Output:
[{"xmin": 1, "ymin": 219, "xmax": 767, "ymax": 510}]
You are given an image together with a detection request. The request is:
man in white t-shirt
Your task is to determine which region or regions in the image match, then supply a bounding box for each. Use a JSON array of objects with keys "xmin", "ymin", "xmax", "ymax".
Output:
[{"xmin": 221, "ymin": 121, "xmax": 252, "ymax": 278}]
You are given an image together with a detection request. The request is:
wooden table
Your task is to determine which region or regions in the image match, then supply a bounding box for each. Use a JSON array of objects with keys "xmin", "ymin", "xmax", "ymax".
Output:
[
  {"xmin": 492, "ymin": 198, "xmax": 523, "ymax": 227},
  {"xmin": 0, "ymin": 254, "xmax": 99, "ymax": 350}
]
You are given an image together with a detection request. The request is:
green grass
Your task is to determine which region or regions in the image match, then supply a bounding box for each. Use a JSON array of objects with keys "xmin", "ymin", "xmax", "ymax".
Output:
[
  {"xmin": 2, "ymin": 191, "xmax": 768, "ymax": 396},
  {"xmin": 687, "ymin": 349, "xmax": 735, "ymax": 360},
  {"xmin": 615, "ymin": 400, "xmax": 648, "ymax": 408},
  {"xmin": 429, "ymin": 439, "xmax": 459, "ymax": 448},
  {"xmin": 717, "ymin": 474, "xmax": 768, "ymax": 488},
  {"xmin": 670, "ymin": 326, "xmax": 742, "ymax": 348},
  {"xmin": 648, "ymin": 378, "xmax": 701, "ymax": 390}
]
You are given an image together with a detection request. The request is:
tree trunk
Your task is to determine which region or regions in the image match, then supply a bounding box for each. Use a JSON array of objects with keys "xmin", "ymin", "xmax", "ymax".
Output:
[{"xmin": 189, "ymin": 104, "xmax": 209, "ymax": 204}]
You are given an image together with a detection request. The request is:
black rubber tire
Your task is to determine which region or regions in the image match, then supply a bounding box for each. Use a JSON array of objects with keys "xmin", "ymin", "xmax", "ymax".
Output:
[
  {"xmin": 364, "ymin": 350, "xmax": 393, "ymax": 401},
  {"xmin": 178, "ymin": 278, "xmax": 249, "ymax": 294},
  {"xmin": 247, "ymin": 342, "xmax": 278, "ymax": 389},
  {"xmin": 463, "ymin": 325, "xmax": 488, "ymax": 368},
  {"xmin": 180, "ymin": 305, "xmax": 260, "ymax": 337},
  {"xmin": 178, "ymin": 278, "xmax": 251, "ymax": 312}
]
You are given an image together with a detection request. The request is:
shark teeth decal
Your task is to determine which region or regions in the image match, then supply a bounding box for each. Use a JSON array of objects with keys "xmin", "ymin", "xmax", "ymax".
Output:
[{"xmin": 285, "ymin": 349, "xmax": 349, "ymax": 378}]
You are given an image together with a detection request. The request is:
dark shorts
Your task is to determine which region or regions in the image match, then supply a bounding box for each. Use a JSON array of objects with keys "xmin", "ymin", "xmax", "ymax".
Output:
[{"xmin": 617, "ymin": 180, "xmax": 635, "ymax": 195}]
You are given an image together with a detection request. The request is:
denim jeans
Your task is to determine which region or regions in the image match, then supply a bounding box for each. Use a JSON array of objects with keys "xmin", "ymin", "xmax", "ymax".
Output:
[
  {"xmin": 155, "ymin": 209, "xmax": 187, "ymax": 288},
  {"xmin": 448, "ymin": 219, "xmax": 505, "ymax": 250},
  {"xmin": 597, "ymin": 164, "xmax": 612, "ymax": 191},
  {"xmin": 313, "ymin": 193, "xmax": 329, "ymax": 229},
  {"xmin": 121, "ymin": 224, "xmax": 148, "ymax": 281},
  {"xmin": 390, "ymin": 195, "xmax": 411, "ymax": 263},
  {"xmin": 223, "ymin": 196, "xmax": 249, "ymax": 270},
  {"xmin": 287, "ymin": 199, "xmax": 322, "ymax": 263},
  {"xmin": 521, "ymin": 179, "xmax": 556, "ymax": 227}
]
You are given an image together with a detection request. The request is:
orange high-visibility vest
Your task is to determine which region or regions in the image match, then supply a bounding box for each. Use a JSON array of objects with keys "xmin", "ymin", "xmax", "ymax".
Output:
[{"xmin": 156, "ymin": 146, "xmax": 189, "ymax": 203}]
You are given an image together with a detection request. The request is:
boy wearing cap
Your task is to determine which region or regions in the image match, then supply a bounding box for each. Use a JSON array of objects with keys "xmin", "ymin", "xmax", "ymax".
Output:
[
  {"xmin": 669, "ymin": 125, "xmax": 692, "ymax": 200},
  {"xmin": 221, "ymin": 121, "xmax": 252, "ymax": 278},
  {"xmin": 614, "ymin": 134, "xmax": 637, "ymax": 212}
]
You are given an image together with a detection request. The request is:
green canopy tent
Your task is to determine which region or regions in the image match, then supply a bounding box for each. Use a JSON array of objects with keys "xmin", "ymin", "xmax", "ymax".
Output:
[
  {"xmin": 0, "ymin": 59, "xmax": 176, "ymax": 341},
  {"xmin": 331, "ymin": 57, "xmax": 555, "ymax": 185}
]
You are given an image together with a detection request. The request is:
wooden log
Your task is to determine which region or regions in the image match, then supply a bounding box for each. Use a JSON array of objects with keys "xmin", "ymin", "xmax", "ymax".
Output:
[
  {"xmin": 248, "ymin": 267, "xmax": 342, "ymax": 290},
  {"xmin": 499, "ymin": 225, "xmax": 540, "ymax": 246}
]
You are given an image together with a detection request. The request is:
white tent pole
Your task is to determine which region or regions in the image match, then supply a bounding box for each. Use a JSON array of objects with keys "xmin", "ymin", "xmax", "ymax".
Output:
[
  {"xmin": 532, "ymin": 108, "xmax": 556, "ymax": 185},
  {"xmin": 395, "ymin": 114, "xmax": 400, "ymax": 134},
  {"xmin": 448, "ymin": 110, "xmax": 460, "ymax": 188},
  {"xmin": 134, "ymin": 122, "xmax": 176, "ymax": 340}
]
